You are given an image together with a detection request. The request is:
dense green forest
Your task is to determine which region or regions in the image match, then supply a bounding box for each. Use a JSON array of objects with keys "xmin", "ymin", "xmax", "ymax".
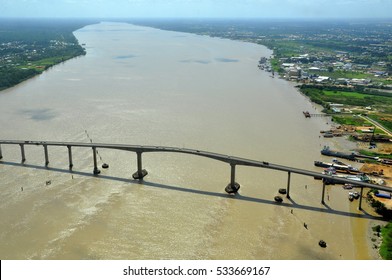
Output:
[{"xmin": 0, "ymin": 18, "xmax": 97, "ymax": 90}]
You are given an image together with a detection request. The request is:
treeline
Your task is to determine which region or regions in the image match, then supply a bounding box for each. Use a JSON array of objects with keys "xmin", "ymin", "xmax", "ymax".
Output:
[
  {"xmin": 0, "ymin": 18, "xmax": 97, "ymax": 43},
  {"xmin": 0, "ymin": 67, "xmax": 39, "ymax": 91},
  {"xmin": 300, "ymin": 84, "xmax": 392, "ymax": 97}
]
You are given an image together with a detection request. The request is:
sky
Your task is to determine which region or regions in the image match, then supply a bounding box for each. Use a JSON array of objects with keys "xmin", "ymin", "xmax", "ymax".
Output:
[{"xmin": 1, "ymin": 0, "xmax": 392, "ymax": 19}]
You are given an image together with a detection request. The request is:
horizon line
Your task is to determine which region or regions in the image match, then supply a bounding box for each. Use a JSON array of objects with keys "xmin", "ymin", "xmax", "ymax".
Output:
[{"xmin": 1, "ymin": 16, "xmax": 392, "ymax": 21}]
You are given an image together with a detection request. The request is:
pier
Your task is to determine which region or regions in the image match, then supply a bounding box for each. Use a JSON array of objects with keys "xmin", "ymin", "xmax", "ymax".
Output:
[
  {"xmin": 303, "ymin": 111, "xmax": 333, "ymax": 118},
  {"xmin": 0, "ymin": 139, "xmax": 391, "ymax": 209}
]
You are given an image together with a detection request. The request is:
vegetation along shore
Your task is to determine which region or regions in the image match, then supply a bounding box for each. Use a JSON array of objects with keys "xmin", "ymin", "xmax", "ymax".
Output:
[{"xmin": 0, "ymin": 18, "xmax": 98, "ymax": 91}]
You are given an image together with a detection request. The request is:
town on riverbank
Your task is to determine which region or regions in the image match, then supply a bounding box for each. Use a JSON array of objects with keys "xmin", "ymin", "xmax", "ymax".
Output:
[{"xmin": 0, "ymin": 18, "xmax": 98, "ymax": 91}]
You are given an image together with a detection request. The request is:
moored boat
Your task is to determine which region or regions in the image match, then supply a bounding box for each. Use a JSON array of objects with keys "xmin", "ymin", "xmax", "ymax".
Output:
[{"xmin": 321, "ymin": 146, "xmax": 356, "ymax": 161}]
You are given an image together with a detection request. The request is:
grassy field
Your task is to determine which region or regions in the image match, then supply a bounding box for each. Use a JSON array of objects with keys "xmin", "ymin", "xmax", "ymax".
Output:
[
  {"xmin": 19, "ymin": 55, "xmax": 76, "ymax": 72},
  {"xmin": 300, "ymin": 86, "xmax": 392, "ymax": 110},
  {"xmin": 300, "ymin": 85, "xmax": 392, "ymax": 135}
]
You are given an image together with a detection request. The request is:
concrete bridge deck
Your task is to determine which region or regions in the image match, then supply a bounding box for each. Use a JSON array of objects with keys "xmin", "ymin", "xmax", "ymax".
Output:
[{"xmin": 0, "ymin": 139, "xmax": 391, "ymax": 209}]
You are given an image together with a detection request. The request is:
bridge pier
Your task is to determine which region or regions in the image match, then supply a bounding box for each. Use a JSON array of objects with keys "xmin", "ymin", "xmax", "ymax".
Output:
[
  {"xmin": 92, "ymin": 147, "xmax": 100, "ymax": 175},
  {"xmin": 132, "ymin": 151, "xmax": 148, "ymax": 179},
  {"xmin": 67, "ymin": 146, "xmax": 73, "ymax": 169},
  {"xmin": 0, "ymin": 144, "xmax": 2, "ymax": 160},
  {"xmin": 43, "ymin": 145, "xmax": 49, "ymax": 166},
  {"xmin": 286, "ymin": 171, "xmax": 291, "ymax": 199},
  {"xmin": 358, "ymin": 187, "xmax": 364, "ymax": 210},
  {"xmin": 225, "ymin": 163, "xmax": 240, "ymax": 194},
  {"xmin": 19, "ymin": 144, "xmax": 26, "ymax": 163}
]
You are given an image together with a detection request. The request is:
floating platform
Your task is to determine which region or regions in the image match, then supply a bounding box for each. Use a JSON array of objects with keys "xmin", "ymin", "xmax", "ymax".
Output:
[
  {"xmin": 132, "ymin": 169, "xmax": 148, "ymax": 180},
  {"xmin": 274, "ymin": 196, "xmax": 283, "ymax": 203},
  {"xmin": 225, "ymin": 183, "xmax": 240, "ymax": 194},
  {"xmin": 319, "ymin": 240, "xmax": 327, "ymax": 248},
  {"xmin": 278, "ymin": 188, "xmax": 287, "ymax": 194}
]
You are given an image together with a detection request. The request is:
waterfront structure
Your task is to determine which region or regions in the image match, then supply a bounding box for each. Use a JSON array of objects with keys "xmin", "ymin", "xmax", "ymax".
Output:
[{"xmin": 1, "ymin": 140, "xmax": 390, "ymax": 210}]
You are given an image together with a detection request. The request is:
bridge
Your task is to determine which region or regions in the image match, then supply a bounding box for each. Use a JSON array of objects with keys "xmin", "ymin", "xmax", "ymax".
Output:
[{"xmin": 0, "ymin": 139, "xmax": 391, "ymax": 210}]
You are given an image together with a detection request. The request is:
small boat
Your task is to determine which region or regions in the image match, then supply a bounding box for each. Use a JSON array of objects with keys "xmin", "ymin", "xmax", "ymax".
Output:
[{"xmin": 348, "ymin": 191, "xmax": 354, "ymax": 201}]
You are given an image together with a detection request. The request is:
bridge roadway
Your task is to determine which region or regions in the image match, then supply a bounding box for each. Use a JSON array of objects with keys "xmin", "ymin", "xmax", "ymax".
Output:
[{"xmin": 0, "ymin": 140, "xmax": 391, "ymax": 209}]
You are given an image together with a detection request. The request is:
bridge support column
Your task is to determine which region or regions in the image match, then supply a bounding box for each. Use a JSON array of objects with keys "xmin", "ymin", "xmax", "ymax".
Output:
[
  {"xmin": 92, "ymin": 147, "xmax": 100, "ymax": 175},
  {"xmin": 43, "ymin": 145, "xmax": 49, "ymax": 166},
  {"xmin": 225, "ymin": 163, "xmax": 240, "ymax": 194},
  {"xmin": 0, "ymin": 144, "xmax": 2, "ymax": 160},
  {"xmin": 132, "ymin": 151, "xmax": 148, "ymax": 180},
  {"xmin": 321, "ymin": 180, "xmax": 326, "ymax": 204},
  {"xmin": 286, "ymin": 171, "xmax": 291, "ymax": 199},
  {"xmin": 358, "ymin": 187, "xmax": 364, "ymax": 210},
  {"xmin": 67, "ymin": 146, "xmax": 73, "ymax": 169},
  {"xmin": 19, "ymin": 144, "xmax": 26, "ymax": 163}
]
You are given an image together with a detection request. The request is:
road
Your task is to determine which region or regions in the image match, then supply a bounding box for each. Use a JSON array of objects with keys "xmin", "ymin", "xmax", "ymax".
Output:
[{"xmin": 360, "ymin": 115, "xmax": 392, "ymax": 137}]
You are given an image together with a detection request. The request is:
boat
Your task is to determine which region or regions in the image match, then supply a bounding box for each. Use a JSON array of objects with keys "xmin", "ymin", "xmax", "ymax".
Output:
[
  {"xmin": 321, "ymin": 146, "xmax": 356, "ymax": 161},
  {"xmin": 314, "ymin": 160, "xmax": 360, "ymax": 174},
  {"xmin": 343, "ymin": 184, "xmax": 354, "ymax": 189},
  {"xmin": 303, "ymin": 111, "xmax": 311, "ymax": 118},
  {"xmin": 379, "ymin": 159, "xmax": 392, "ymax": 165},
  {"xmin": 323, "ymin": 167, "xmax": 337, "ymax": 175},
  {"xmin": 375, "ymin": 192, "xmax": 392, "ymax": 199}
]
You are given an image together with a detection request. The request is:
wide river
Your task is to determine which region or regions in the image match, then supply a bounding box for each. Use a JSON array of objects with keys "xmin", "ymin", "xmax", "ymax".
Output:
[{"xmin": 0, "ymin": 22, "xmax": 374, "ymax": 259}]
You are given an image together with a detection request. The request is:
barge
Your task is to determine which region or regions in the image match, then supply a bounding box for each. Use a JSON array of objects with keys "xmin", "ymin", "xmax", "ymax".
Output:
[
  {"xmin": 321, "ymin": 146, "xmax": 356, "ymax": 161},
  {"xmin": 314, "ymin": 160, "xmax": 360, "ymax": 174}
]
